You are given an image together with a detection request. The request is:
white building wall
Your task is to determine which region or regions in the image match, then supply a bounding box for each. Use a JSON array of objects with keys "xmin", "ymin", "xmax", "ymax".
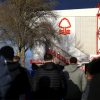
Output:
[
  {"xmin": 75, "ymin": 16, "xmax": 97, "ymax": 55},
  {"xmin": 54, "ymin": 8, "xmax": 98, "ymax": 56}
]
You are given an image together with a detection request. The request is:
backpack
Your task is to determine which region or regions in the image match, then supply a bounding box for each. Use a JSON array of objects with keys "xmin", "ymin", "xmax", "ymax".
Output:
[{"xmin": 0, "ymin": 56, "xmax": 12, "ymax": 99}]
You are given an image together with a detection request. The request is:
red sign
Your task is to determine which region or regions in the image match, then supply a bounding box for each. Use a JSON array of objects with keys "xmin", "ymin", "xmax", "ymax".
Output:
[
  {"xmin": 58, "ymin": 18, "xmax": 71, "ymax": 35},
  {"xmin": 30, "ymin": 49, "xmax": 69, "ymax": 64}
]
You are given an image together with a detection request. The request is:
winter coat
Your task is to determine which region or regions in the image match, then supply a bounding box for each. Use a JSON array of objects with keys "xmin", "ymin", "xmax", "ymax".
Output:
[
  {"xmin": 32, "ymin": 62, "xmax": 67, "ymax": 100},
  {"xmin": 5, "ymin": 61, "xmax": 31, "ymax": 100},
  {"xmin": 63, "ymin": 64, "xmax": 87, "ymax": 100},
  {"xmin": 87, "ymin": 74, "xmax": 100, "ymax": 100},
  {"xmin": 0, "ymin": 56, "xmax": 12, "ymax": 100}
]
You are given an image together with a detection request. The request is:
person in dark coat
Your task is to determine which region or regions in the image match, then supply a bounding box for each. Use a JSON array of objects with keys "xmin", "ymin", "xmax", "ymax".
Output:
[
  {"xmin": 0, "ymin": 55, "xmax": 12, "ymax": 100},
  {"xmin": 32, "ymin": 53, "xmax": 67, "ymax": 100},
  {"xmin": 81, "ymin": 57, "xmax": 100, "ymax": 100},
  {"xmin": 0, "ymin": 46, "xmax": 31, "ymax": 100}
]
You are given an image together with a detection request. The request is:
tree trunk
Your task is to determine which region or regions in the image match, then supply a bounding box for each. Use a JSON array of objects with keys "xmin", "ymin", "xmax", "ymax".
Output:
[{"xmin": 16, "ymin": 47, "xmax": 25, "ymax": 67}]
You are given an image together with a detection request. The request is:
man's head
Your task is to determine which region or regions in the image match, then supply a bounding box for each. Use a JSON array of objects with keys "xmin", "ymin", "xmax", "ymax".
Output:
[
  {"xmin": 69, "ymin": 57, "xmax": 77, "ymax": 64},
  {"xmin": 87, "ymin": 57, "xmax": 100, "ymax": 75},
  {"xmin": 44, "ymin": 53, "xmax": 53, "ymax": 61},
  {"xmin": 0, "ymin": 46, "xmax": 14, "ymax": 60}
]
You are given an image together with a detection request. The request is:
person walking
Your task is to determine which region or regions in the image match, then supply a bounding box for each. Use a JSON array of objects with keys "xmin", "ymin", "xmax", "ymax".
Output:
[
  {"xmin": 63, "ymin": 57, "xmax": 87, "ymax": 100},
  {"xmin": 32, "ymin": 53, "xmax": 67, "ymax": 100},
  {"xmin": 0, "ymin": 46, "xmax": 31, "ymax": 100},
  {"xmin": 81, "ymin": 57, "xmax": 100, "ymax": 100}
]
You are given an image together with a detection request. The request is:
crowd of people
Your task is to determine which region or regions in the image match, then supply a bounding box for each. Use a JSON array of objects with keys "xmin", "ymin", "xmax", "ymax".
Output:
[{"xmin": 0, "ymin": 45, "xmax": 100, "ymax": 100}]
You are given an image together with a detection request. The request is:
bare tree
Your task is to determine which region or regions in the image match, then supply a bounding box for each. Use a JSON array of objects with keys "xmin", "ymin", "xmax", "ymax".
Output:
[{"xmin": 0, "ymin": 0, "xmax": 60, "ymax": 65}]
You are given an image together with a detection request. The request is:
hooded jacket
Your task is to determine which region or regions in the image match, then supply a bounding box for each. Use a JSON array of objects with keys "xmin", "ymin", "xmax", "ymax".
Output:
[{"xmin": 63, "ymin": 64, "xmax": 87, "ymax": 100}]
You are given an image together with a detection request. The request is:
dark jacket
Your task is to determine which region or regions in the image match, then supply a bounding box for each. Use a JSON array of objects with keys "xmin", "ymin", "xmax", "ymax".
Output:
[
  {"xmin": 87, "ymin": 74, "xmax": 100, "ymax": 100},
  {"xmin": 0, "ymin": 56, "xmax": 12, "ymax": 100},
  {"xmin": 5, "ymin": 61, "xmax": 31, "ymax": 100},
  {"xmin": 32, "ymin": 62, "xmax": 67, "ymax": 100}
]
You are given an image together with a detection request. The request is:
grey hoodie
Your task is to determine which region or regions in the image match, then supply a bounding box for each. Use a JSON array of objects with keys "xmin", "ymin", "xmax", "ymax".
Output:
[{"xmin": 63, "ymin": 64, "xmax": 87, "ymax": 100}]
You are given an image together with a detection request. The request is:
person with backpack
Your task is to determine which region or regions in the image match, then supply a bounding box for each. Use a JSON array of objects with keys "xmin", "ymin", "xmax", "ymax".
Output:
[
  {"xmin": 0, "ymin": 46, "xmax": 31, "ymax": 100},
  {"xmin": 63, "ymin": 57, "xmax": 87, "ymax": 100},
  {"xmin": 32, "ymin": 53, "xmax": 67, "ymax": 100}
]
